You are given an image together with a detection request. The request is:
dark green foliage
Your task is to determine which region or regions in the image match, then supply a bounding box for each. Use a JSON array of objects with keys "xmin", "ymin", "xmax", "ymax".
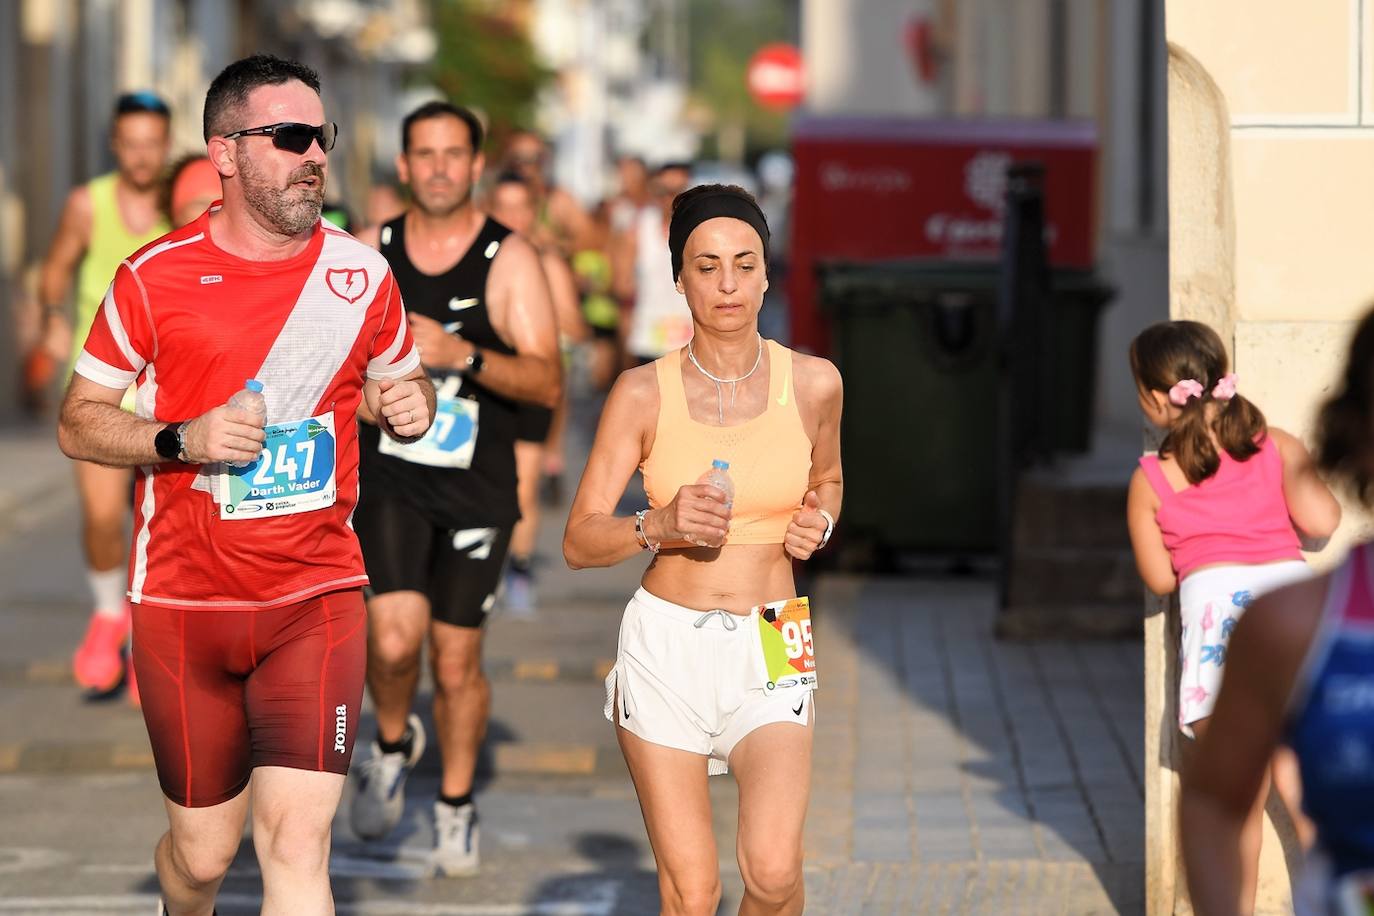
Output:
[{"xmin": 427, "ymin": 0, "xmax": 551, "ymax": 148}]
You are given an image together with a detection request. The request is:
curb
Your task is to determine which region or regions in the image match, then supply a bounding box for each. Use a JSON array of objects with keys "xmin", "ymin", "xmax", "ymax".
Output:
[
  {"xmin": 0, "ymin": 739, "xmax": 619, "ymax": 777},
  {"xmin": 0, "ymin": 741, "xmax": 155, "ymax": 774},
  {"xmin": 1, "ymin": 657, "xmax": 618, "ymax": 687}
]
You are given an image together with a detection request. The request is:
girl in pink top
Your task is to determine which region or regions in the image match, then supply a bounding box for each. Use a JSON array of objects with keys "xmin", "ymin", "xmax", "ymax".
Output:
[{"xmin": 1127, "ymin": 320, "xmax": 1341, "ymax": 909}]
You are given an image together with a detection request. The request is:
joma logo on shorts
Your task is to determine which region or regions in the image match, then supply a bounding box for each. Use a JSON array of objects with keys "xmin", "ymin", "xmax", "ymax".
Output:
[{"xmin": 333, "ymin": 704, "xmax": 348, "ymax": 753}]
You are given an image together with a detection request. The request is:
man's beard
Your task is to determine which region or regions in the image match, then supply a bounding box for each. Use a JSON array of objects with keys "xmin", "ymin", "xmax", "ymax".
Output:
[
  {"xmin": 124, "ymin": 168, "xmax": 162, "ymax": 194},
  {"xmin": 414, "ymin": 177, "xmax": 470, "ymax": 219},
  {"xmin": 238, "ymin": 151, "xmax": 324, "ymax": 235}
]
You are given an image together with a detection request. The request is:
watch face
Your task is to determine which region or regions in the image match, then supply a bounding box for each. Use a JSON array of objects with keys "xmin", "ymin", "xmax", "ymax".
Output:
[{"xmin": 155, "ymin": 426, "xmax": 179, "ymax": 460}]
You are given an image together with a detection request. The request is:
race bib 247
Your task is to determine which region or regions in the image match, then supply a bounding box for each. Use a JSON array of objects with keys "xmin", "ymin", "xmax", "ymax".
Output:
[{"xmin": 219, "ymin": 413, "xmax": 337, "ymax": 520}]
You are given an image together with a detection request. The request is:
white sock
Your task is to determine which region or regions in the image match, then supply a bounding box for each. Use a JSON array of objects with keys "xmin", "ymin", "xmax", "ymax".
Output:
[{"xmin": 87, "ymin": 568, "xmax": 127, "ymax": 618}]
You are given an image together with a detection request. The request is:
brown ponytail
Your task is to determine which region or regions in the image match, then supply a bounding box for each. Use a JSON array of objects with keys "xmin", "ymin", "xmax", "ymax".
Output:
[
  {"xmin": 1317, "ymin": 305, "xmax": 1374, "ymax": 505},
  {"xmin": 1129, "ymin": 321, "xmax": 1266, "ymax": 485}
]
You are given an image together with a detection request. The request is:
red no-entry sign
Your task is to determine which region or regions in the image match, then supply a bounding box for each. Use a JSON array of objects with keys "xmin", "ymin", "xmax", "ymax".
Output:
[{"xmin": 748, "ymin": 43, "xmax": 804, "ymax": 110}]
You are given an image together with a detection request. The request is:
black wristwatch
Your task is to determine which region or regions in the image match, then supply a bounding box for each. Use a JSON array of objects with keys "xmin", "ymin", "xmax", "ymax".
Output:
[
  {"xmin": 461, "ymin": 348, "xmax": 485, "ymax": 375},
  {"xmin": 154, "ymin": 422, "xmax": 190, "ymax": 463}
]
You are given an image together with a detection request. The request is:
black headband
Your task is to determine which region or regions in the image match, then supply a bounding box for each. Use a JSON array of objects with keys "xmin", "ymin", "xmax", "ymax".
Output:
[{"xmin": 668, "ymin": 190, "xmax": 770, "ymax": 281}]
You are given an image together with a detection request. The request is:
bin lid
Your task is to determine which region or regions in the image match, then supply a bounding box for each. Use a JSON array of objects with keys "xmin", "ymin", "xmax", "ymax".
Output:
[{"xmin": 816, "ymin": 258, "xmax": 1112, "ymax": 309}]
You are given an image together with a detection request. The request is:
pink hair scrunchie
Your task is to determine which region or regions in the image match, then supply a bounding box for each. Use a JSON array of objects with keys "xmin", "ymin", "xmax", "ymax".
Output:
[
  {"xmin": 1169, "ymin": 379, "xmax": 1205, "ymax": 406},
  {"xmin": 1211, "ymin": 373, "xmax": 1238, "ymax": 401}
]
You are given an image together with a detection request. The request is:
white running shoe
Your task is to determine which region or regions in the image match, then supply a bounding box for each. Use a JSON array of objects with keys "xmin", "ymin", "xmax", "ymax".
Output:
[
  {"xmin": 432, "ymin": 799, "xmax": 480, "ymax": 876},
  {"xmin": 349, "ymin": 714, "xmax": 426, "ymax": 841}
]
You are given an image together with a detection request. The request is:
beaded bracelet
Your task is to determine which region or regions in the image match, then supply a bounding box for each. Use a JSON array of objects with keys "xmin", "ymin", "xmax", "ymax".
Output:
[{"xmin": 635, "ymin": 509, "xmax": 660, "ymax": 554}]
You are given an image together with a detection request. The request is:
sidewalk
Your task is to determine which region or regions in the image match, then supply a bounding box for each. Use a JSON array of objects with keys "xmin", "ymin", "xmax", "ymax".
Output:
[
  {"xmin": 0, "ymin": 421, "xmax": 1144, "ymax": 913},
  {"xmin": 800, "ymin": 575, "xmax": 1142, "ymax": 913}
]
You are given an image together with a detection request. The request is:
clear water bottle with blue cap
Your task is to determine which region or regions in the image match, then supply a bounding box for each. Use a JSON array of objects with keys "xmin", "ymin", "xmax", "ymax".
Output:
[
  {"xmin": 691, "ymin": 458, "xmax": 734, "ymax": 547},
  {"xmin": 226, "ymin": 379, "xmax": 266, "ymax": 468},
  {"xmin": 701, "ymin": 458, "xmax": 734, "ymax": 511}
]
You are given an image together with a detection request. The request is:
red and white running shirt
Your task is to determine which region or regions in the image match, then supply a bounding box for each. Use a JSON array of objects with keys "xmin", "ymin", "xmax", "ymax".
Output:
[{"xmin": 76, "ymin": 208, "xmax": 419, "ymax": 610}]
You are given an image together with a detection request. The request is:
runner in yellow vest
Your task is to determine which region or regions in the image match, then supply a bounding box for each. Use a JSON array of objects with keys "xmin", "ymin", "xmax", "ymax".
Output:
[{"xmin": 39, "ymin": 92, "xmax": 171, "ymax": 701}]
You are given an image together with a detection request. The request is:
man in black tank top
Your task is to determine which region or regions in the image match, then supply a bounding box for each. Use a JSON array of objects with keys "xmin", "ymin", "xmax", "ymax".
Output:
[{"xmin": 349, "ymin": 101, "xmax": 562, "ymax": 875}]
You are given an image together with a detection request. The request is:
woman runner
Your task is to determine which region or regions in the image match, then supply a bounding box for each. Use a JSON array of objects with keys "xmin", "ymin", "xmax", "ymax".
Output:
[{"xmin": 564, "ymin": 183, "xmax": 842, "ymax": 915}]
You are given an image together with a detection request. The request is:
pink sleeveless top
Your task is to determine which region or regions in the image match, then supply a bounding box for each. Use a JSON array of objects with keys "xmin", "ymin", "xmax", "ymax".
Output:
[{"xmin": 1139, "ymin": 436, "xmax": 1302, "ymax": 580}]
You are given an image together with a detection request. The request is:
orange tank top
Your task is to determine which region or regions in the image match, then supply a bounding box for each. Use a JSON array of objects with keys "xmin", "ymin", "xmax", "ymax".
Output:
[{"xmin": 641, "ymin": 339, "xmax": 813, "ymax": 545}]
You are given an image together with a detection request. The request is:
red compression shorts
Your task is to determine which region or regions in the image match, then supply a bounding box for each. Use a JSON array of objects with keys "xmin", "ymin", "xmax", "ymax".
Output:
[{"xmin": 132, "ymin": 589, "xmax": 366, "ymax": 808}]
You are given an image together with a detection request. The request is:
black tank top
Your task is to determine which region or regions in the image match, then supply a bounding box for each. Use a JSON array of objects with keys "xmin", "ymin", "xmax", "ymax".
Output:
[{"xmin": 358, "ymin": 214, "xmax": 520, "ymax": 528}]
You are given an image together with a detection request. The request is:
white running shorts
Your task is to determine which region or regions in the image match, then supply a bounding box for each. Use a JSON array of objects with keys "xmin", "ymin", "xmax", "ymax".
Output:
[{"xmin": 603, "ymin": 587, "xmax": 815, "ymax": 775}]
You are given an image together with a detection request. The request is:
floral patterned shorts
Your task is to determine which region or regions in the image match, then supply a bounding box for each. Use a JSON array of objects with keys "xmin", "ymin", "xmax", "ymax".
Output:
[{"xmin": 1177, "ymin": 560, "xmax": 1311, "ymax": 736}]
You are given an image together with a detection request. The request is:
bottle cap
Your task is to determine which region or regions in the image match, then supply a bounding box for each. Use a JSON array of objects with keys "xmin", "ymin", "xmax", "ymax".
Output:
[
  {"xmin": 245, "ymin": 379, "xmax": 264, "ymax": 393},
  {"xmin": 712, "ymin": 459, "xmax": 729, "ymax": 470}
]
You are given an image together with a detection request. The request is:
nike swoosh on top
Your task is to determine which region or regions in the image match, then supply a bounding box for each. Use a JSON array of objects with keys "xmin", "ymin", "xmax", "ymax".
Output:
[{"xmin": 777, "ymin": 373, "xmax": 790, "ymax": 406}]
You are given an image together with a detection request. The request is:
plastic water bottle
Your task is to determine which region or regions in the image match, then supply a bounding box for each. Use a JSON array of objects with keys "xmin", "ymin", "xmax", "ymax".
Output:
[
  {"xmin": 694, "ymin": 459, "xmax": 734, "ymax": 547},
  {"xmin": 701, "ymin": 458, "xmax": 734, "ymax": 510},
  {"xmin": 226, "ymin": 379, "xmax": 266, "ymax": 468}
]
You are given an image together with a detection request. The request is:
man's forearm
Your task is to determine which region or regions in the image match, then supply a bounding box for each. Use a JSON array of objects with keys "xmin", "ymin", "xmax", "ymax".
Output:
[
  {"xmin": 58, "ymin": 397, "xmax": 162, "ymax": 466},
  {"xmin": 38, "ymin": 261, "xmax": 74, "ymax": 314},
  {"xmin": 467, "ymin": 351, "xmax": 561, "ymax": 408}
]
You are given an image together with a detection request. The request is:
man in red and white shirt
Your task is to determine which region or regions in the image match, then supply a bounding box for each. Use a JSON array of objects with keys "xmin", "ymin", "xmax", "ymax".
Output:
[{"xmin": 58, "ymin": 54, "xmax": 435, "ymax": 916}]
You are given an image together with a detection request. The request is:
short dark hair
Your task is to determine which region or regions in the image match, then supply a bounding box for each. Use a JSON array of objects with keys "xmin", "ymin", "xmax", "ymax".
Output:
[
  {"xmin": 401, "ymin": 101, "xmax": 484, "ymax": 154},
  {"xmin": 1319, "ymin": 304, "xmax": 1374, "ymax": 505},
  {"xmin": 115, "ymin": 91, "xmax": 170, "ymax": 121},
  {"xmin": 492, "ymin": 170, "xmax": 529, "ymax": 189},
  {"xmin": 203, "ymin": 55, "xmax": 321, "ymax": 142}
]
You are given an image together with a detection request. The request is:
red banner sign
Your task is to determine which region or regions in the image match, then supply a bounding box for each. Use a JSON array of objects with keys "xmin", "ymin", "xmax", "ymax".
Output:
[{"xmin": 788, "ymin": 117, "xmax": 1098, "ymax": 354}]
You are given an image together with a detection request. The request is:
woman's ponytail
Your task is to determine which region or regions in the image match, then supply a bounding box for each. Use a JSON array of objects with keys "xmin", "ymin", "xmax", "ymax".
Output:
[
  {"xmin": 1214, "ymin": 393, "xmax": 1266, "ymax": 465},
  {"xmin": 1164, "ymin": 395, "xmax": 1220, "ymax": 484}
]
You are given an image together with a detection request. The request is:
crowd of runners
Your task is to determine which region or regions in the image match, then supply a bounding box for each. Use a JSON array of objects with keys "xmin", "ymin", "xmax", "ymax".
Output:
[
  {"xmin": 44, "ymin": 54, "xmax": 837, "ymax": 916},
  {"xmin": 39, "ymin": 42, "xmax": 1374, "ymax": 916}
]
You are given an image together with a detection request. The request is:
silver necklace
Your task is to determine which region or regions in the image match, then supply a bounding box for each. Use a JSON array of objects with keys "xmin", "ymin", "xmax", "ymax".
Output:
[{"xmin": 687, "ymin": 334, "xmax": 763, "ymax": 424}]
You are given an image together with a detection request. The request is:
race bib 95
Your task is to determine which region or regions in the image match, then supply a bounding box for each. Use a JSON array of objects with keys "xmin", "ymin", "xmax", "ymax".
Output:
[{"xmin": 756, "ymin": 597, "xmax": 818, "ymax": 693}]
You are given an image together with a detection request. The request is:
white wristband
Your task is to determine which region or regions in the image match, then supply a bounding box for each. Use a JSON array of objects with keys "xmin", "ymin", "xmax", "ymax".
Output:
[{"xmin": 817, "ymin": 508, "xmax": 835, "ymax": 549}]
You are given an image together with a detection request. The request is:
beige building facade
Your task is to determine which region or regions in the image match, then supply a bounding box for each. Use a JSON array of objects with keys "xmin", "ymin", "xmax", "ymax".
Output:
[{"xmin": 1159, "ymin": 1, "xmax": 1374, "ymax": 911}]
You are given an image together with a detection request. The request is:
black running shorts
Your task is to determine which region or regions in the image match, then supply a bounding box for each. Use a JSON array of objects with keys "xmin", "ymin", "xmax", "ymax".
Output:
[
  {"xmin": 353, "ymin": 494, "xmax": 512, "ymax": 629},
  {"xmin": 515, "ymin": 404, "xmax": 554, "ymax": 444}
]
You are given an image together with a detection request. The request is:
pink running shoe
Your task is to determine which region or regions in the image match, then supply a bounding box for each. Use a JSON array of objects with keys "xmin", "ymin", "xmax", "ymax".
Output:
[{"xmin": 73, "ymin": 609, "xmax": 130, "ymax": 691}]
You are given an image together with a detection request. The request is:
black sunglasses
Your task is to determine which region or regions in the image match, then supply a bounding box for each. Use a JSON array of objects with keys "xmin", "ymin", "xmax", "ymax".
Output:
[{"xmin": 224, "ymin": 121, "xmax": 338, "ymax": 155}]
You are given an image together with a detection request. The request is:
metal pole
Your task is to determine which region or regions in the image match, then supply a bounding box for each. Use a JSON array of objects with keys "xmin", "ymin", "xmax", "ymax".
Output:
[{"xmin": 995, "ymin": 161, "xmax": 1051, "ymax": 607}]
